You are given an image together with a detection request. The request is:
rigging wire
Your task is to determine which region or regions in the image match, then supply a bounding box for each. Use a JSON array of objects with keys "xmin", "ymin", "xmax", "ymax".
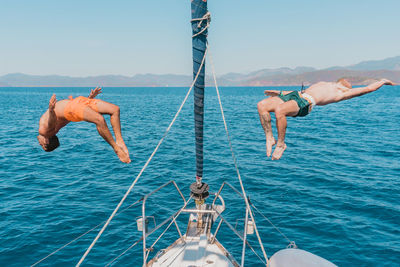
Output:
[
  {"xmin": 251, "ymin": 203, "xmax": 296, "ymax": 247},
  {"xmin": 31, "ymin": 199, "xmax": 142, "ymax": 267},
  {"xmin": 208, "ymin": 45, "xmax": 297, "ymax": 256},
  {"xmin": 208, "ymin": 46, "xmax": 269, "ymax": 265}
]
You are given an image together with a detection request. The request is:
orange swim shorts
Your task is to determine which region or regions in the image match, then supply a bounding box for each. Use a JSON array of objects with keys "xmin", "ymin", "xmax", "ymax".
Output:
[{"xmin": 64, "ymin": 96, "xmax": 99, "ymax": 122}]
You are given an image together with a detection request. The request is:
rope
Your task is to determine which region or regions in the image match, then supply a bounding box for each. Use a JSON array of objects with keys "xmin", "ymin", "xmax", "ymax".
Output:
[
  {"xmin": 31, "ymin": 199, "xmax": 142, "ymax": 267},
  {"xmin": 77, "ymin": 47, "xmax": 209, "ymax": 266},
  {"xmin": 208, "ymin": 47, "xmax": 269, "ymax": 265},
  {"xmin": 105, "ymin": 238, "xmax": 142, "ymax": 267},
  {"xmin": 191, "ymin": 12, "xmax": 211, "ymax": 38}
]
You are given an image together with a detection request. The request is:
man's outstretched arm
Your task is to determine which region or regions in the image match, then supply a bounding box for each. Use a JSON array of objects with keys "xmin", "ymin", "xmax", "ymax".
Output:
[
  {"xmin": 88, "ymin": 87, "xmax": 102, "ymax": 99},
  {"xmin": 39, "ymin": 94, "xmax": 57, "ymax": 136},
  {"xmin": 342, "ymin": 79, "xmax": 396, "ymax": 100}
]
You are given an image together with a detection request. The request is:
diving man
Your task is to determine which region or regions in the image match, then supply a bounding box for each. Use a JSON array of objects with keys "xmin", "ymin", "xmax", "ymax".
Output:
[
  {"xmin": 37, "ymin": 87, "xmax": 131, "ymax": 163},
  {"xmin": 257, "ymin": 78, "xmax": 396, "ymax": 160}
]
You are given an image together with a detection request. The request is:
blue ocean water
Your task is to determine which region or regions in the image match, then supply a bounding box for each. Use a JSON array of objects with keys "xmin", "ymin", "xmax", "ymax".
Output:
[{"xmin": 0, "ymin": 86, "xmax": 399, "ymax": 266}]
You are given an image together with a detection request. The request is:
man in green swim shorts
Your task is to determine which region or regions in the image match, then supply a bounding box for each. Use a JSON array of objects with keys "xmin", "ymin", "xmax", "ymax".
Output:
[{"xmin": 257, "ymin": 78, "xmax": 396, "ymax": 160}]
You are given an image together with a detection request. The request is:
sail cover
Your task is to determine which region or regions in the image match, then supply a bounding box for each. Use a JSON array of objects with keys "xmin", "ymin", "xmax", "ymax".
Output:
[{"xmin": 191, "ymin": 0, "xmax": 208, "ymax": 180}]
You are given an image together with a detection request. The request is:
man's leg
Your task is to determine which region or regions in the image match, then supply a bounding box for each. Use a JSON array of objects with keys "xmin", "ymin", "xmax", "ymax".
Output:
[
  {"xmin": 272, "ymin": 100, "xmax": 299, "ymax": 160},
  {"xmin": 83, "ymin": 106, "xmax": 131, "ymax": 163},
  {"xmin": 95, "ymin": 100, "xmax": 129, "ymax": 155},
  {"xmin": 257, "ymin": 97, "xmax": 284, "ymax": 157}
]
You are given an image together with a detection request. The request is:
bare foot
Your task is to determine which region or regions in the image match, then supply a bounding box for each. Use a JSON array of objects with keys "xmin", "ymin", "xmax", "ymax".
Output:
[
  {"xmin": 272, "ymin": 143, "xmax": 287, "ymax": 160},
  {"xmin": 115, "ymin": 146, "xmax": 131, "ymax": 164},
  {"xmin": 266, "ymin": 137, "xmax": 276, "ymax": 157},
  {"xmin": 116, "ymin": 140, "xmax": 129, "ymax": 155}
]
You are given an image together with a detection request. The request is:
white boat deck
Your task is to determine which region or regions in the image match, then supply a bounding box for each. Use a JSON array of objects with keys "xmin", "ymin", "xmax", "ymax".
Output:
[{"xmin": 149, "ymin": 234, "xmax": 237, "ymax": 267}]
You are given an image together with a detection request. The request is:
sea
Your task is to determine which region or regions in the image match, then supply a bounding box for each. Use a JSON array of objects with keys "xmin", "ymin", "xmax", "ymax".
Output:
[{"xmin": 0, "ymin": 86, "xmax": 399, "ymax": 266}]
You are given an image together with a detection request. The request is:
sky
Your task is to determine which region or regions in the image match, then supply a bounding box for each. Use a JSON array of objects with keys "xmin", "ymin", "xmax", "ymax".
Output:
[{"xmin": 0, "ymin": 0, "xmax": 399, "ymax": 77}]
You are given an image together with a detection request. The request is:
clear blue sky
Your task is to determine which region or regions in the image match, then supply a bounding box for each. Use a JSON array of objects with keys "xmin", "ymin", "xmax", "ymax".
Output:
[{"xmin": 0, "ymin": 0, "xmax": 399, "ymax": 77}]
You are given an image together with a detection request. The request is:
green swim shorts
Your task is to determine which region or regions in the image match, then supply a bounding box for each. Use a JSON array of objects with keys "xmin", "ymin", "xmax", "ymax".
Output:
[{"xmin": 277, "ymin": 91, "xmax": 311, "ymax": 117}]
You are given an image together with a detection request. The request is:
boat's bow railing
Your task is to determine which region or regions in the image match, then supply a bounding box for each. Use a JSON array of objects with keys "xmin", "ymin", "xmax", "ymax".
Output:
[
  {"xmin": 125, "ymin": 179, "xmax": 269, "ymax": 267},
  {"xmin": 103, "ymin": 180, "xmax": 192, "ymax": 266},
  {"xmin": 32, "ymin": 180, "xmax": 291, "ymax": 267},
  {"xmin": 209, "ymin": 181, "xmax": 298, "ymax": 266},
  {"xmin": 211, "ymin": 181, "xmax": 269, "ymax": 266},
  {"xmin": 139, "ymin": 180, "xmax": 269, "ymax": 267},
  {"xmin": 141, "ymin": 180, "xmax": 186, "ymax": 265}
]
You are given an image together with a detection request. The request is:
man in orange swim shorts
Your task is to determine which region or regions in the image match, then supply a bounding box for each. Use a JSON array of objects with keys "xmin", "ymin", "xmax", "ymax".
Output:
[{"xmin": 37, "ymin": 87, "xmax": 131, "ymax": 163}]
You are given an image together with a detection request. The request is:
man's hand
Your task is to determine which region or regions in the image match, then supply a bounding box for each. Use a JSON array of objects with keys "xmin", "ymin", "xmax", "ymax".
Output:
[
  {"xmin": 88, "ymin": 87, "xmax": 102, "ymax": 99},
  {"xmin": 264, "ymin": 90, "xmax": 280, "ymax": 97},
  {"xmin": 49, "ymin": 94, "xmax": 57, "ymax": 110},
  {"xmin": 381, "ymin": 79, "xmax": 396, "ymax": 86}
]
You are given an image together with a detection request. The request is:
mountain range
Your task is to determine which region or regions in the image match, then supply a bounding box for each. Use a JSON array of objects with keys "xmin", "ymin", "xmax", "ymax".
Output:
[{"xmin": 1, "ymin": 56, "xmax": 399, "ymax": 87}]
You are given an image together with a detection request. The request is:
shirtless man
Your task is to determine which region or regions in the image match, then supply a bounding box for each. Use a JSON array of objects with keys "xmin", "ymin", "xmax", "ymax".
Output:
[
  {"xmin": 257, "ymin": 78, "xmax": 396, "ymax": 160},
  {"xmin": 37, "ymin": 87, "xmax": 131, "ymax": 163}
]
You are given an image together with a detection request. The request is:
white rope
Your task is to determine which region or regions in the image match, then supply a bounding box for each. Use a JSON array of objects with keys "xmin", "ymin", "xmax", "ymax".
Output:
[
  {"xmin": 191, "ymin": 12, "xmax": 211, "ymax": 38},
  {"xmin": 30, "ymin": 199, "xmax": 141, "ymax": 267},
  {"xmin": 77, "ymin": 47, "xmax": 208, "ymax": 266},
  {"xmin": 208, "ymin": 47, "xmax": 269, "ymax": 265}
]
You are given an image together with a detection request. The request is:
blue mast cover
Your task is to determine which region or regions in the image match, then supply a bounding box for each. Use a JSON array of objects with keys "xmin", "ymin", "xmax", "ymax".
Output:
[{"xmin": 191, "ymin": 0, "xmax": 208, "ymax": 179}]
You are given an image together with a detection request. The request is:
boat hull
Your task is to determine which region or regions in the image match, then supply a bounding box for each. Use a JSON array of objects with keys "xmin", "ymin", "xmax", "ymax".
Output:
[{"xmin": 269, "ymin": 248, "xmax": 337, "ymax": 267}]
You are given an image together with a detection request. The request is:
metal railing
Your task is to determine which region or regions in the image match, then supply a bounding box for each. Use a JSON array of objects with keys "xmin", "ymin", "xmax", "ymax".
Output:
[
  {"xmin": 141, "ymin": 180, "xmax": 186, "ymax": 265},
  {"xmin": 211, "ymin": 181, "xmax": 268, "ymax": 266},
  {"xmin": 108, "ymin": 180, "xmax": 267, "ymax": 266}
]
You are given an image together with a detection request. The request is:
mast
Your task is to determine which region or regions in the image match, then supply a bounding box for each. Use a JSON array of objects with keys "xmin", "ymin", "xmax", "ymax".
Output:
[
  {"xmin": 190, "ymin": 0, "xmax": 209, "ymax": 203},
  {"xmin": 191, "ymin": 0, "xmax": 207, "ymax": 184}
]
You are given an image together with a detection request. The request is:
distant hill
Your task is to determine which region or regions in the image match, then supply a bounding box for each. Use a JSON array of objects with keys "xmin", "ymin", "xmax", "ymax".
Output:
[
  {"xmin": 223, "ymin": 56, "xmax": 400, "ymax": 86},
  {"xmin": 1, "ymin": 56, "xmax": 399, "ymax": 87},
  {"xmin": 241, "ymin": 69, "xmax": 400, "ymax": 86},
  {"xmin": 0, "ymin": 73, "xmax": 192, "ymax": 87},
  {"xmin": 0, "ymin": 82, "xmax": 10, "ymax": 87},
  {"xmin": 327, "ymin": 56, "xmax": 400, "ymax": 71}
]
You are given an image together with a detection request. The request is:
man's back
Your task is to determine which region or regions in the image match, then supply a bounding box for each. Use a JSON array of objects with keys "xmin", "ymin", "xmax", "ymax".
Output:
[
  {"xmin": 39, "ymin": 99, "xmax": 70, "ymax": 136},
  {"xmin": 305, "ymin": 81, "xmax": 350, "ymax": 105}
]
